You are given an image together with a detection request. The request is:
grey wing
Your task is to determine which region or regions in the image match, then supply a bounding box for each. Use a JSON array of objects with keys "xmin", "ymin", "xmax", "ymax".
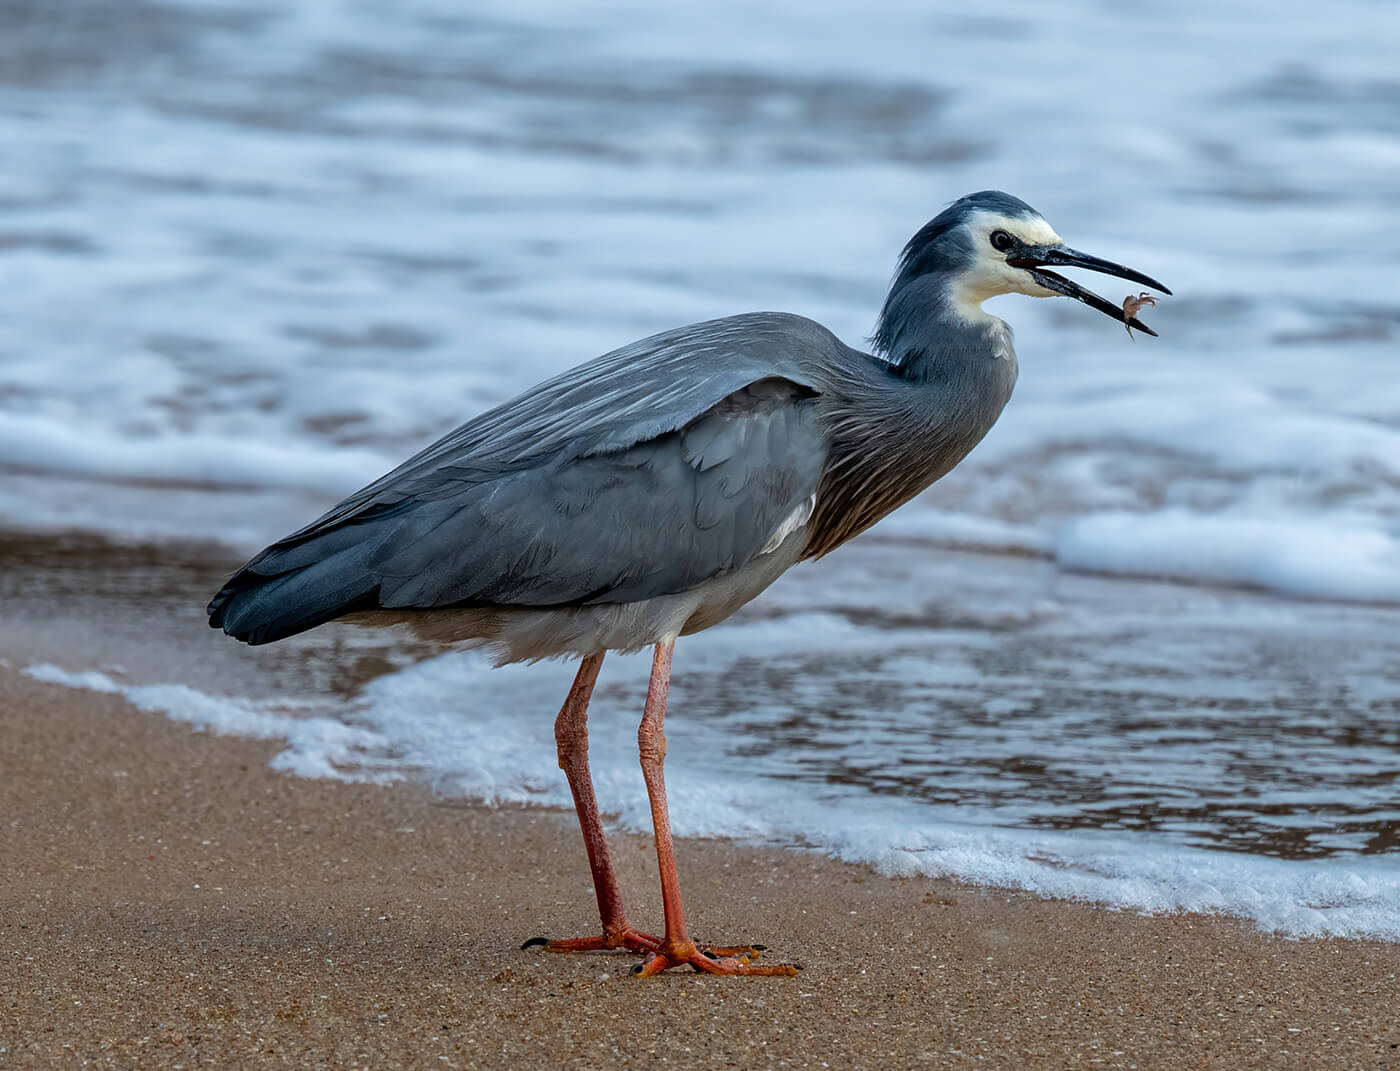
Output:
[
  {"xmin": 284, "ymin": 312, "xmax": 831, "ymax": 536},
  {"xmin": 209, "ymin": 313, "xmax": 838, "ymax": 643},
  {"xmin": 371, "ymin": 376, "xmax": 825, "ymax": 607}
]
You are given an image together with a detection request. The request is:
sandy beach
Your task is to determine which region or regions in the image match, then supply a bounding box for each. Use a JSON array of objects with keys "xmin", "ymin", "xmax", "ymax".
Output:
[{"xmin": 0, "ymin": 531, "xmax": 1395, "ymax": 1069}]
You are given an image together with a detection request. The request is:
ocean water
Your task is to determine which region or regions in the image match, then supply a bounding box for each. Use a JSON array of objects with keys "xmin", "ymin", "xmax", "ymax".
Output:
[{"xmin": 4, "ymin": 0, "xmax": 1399, "ymax": 937}]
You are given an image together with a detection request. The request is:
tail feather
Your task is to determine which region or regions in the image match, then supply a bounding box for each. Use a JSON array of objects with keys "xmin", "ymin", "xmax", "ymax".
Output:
[{"xmin": 208, "ymin": 541, "xmax": 381, "ymax": 645}]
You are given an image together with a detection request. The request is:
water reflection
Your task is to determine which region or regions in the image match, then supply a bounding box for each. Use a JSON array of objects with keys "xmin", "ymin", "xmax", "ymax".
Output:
[{"xmin": 673, "ymin": 543, "xmax": 1400, "ymax": 861}]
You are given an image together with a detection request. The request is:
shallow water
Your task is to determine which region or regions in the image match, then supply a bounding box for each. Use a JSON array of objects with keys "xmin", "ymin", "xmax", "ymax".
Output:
[
  {"xmin": 4, "ymin": 1, "xmax": 1399, "ymax": 935},
  {"xmin": 22, "ymin": 538, "xmax": 1400, "ymax": 939}
]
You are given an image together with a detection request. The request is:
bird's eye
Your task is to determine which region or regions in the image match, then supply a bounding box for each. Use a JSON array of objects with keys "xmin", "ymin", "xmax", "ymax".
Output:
[{"xmin": 990, "ymin": 230, "xmax": 1016, "ymax": 253}]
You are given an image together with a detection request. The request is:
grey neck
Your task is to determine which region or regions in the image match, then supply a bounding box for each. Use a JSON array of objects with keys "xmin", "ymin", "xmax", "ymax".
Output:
[
  {"xmin": 872, "ymin": 275, "xmax": 1001, "ymax": 382},
  {"xmin": 802, "ymin": 275, "xmax": 1019, "ymax": 558}
]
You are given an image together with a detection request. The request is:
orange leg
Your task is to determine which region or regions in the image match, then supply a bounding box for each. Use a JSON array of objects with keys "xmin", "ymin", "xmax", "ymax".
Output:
[
  {"xmin": 522, "ymin": 652, "xmax": 660, "ymax": 954},
  {"xmin": 631, "ymin": 640, "xmax": 800, "ymax": 978},
  {"xmin": 521, "ymin": 650, "xmax": 776, "ymax": 967}
]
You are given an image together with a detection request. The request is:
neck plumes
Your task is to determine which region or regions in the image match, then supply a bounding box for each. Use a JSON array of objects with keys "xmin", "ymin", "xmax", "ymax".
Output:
[{"xmin": 801, "ymin": 273, "xmax": 1018, "ymax": 558}]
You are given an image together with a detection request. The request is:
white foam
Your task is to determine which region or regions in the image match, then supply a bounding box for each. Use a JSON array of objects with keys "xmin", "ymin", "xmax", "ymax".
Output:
[
  {"xmin": 26, "ymin": 654, "xmax": 1400, "ymax": 942},
  {"xmin": 0, "ymin": 413, "xmax": 390, "ymax": 494},
  {"xmin": 24, "ymin": 662, "xmax": 398, "ymax": 782},
  {"xmin": 1057, "ymin": 512, "xmax": 1400, "ymax": 603}
]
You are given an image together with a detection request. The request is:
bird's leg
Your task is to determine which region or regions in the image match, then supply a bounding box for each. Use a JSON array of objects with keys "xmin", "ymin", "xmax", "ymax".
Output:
[
  {"xmin": 631, "ymin": 640, "xmax": 800, "ymax": 978},
  {"xmin": 522, "ymin": 652, "xmax": 661, "ymax": 955},
  {"xmin": 521, "ymin": 654, "xmax": 763, "ymax": 961}
]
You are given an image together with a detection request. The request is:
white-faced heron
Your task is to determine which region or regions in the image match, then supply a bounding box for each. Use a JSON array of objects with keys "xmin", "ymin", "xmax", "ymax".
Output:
[{"xmin": 209, "ymin": 190, "xmax": 1170, "ymax": 977}]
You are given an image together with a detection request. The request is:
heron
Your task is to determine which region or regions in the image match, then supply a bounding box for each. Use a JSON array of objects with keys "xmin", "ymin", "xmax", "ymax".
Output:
[{"xmin": 208, "ymin": 190, "xmax": 1169, "ymax": 977}]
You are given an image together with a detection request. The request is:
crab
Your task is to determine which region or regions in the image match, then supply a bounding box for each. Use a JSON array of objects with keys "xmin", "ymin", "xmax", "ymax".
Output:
[{"xmin": 1122, "ymin": 292, "xmax": 1158, "ymax": 341}]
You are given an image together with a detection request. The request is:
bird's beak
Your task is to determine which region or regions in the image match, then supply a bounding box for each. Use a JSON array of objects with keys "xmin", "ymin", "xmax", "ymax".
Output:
[{"xmin": 1008, "ymin": 244, "xmax": 1172, "ymax": 337}]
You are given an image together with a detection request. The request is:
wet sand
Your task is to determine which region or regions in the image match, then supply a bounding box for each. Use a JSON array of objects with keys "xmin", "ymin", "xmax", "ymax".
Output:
[{"xmin": 1, "ymin": 532, "xmax": 1398, "ymax": 1068}]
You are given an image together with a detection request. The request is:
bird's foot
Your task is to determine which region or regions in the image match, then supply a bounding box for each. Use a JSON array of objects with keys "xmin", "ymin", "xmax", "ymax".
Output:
[
  {"xmin": 522, "ymin": 926, "xmax": 769, "ymax": 963},
  {"xmin": 630, "ymin": 939, "xmax": 801, "ymax": 978},
  {"xmin": 521, "ymin": 923, "xmax": 661, "ymax": 955}
]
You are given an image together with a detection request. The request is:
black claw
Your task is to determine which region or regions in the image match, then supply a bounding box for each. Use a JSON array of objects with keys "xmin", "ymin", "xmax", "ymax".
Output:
[
  {"xmin": 630, "ymin": 962, "xmax": 646, "ymax": 976},
  {"xmin": 751, "ymin": 944, "xmax": 768, "ymax": 952},
  {"xmin": 520, "ymin": 936, "xmax": 550, "ymax": 950},
  {"xmin": 700, "ymin": 948, "xmax": 718, "ymax": 961},
  {"xmin": 793, "ymin": 964, "xmax": 804, "ymax": 971}
]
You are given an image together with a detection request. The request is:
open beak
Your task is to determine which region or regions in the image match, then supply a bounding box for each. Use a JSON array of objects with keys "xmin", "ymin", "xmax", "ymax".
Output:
[{"xmin": 1007, "ymin": 245, "xmax": 1172, "ymax": 337}]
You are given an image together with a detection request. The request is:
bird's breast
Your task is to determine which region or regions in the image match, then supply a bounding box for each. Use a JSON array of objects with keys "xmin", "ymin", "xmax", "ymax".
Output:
[{"xmin": 802, "ymin": 350, "xmax": 1016, "ymax": 558}]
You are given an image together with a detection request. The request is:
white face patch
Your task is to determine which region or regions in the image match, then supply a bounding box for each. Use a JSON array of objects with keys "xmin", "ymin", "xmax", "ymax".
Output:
[{"xmin": 949, "ymin": 208, "xmax": 1065, "ymax": 320}]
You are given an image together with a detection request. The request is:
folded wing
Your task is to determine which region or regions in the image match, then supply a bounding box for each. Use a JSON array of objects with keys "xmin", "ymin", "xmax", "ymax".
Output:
[{"xmin": 208, "ymin": 313, "xmax": 834, "ymax": 644}]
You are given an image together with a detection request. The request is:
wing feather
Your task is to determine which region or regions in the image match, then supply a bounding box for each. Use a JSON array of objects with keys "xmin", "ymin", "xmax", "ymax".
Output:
[
  {"xmin": 370, "ymin": 379, "xmax": 824, "ymax": 608},
  {"xmin": 210, "ymin": 313, "xmax": 841, "ymax": 641}
]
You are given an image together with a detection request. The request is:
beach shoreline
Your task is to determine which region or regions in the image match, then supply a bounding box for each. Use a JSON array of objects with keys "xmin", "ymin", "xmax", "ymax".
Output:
[
  {"xmin": 3, "ymin": 664, "xmax": 1399, "ymax": 1069},
  {"xmin": 0, "ymin": 529, "xmax": 1396, "ymax": 1067}
]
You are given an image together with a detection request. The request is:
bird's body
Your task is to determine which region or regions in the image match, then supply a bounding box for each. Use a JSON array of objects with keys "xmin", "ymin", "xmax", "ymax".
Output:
[
  {"xmin": 210, "ymin": 191, "xmax": 1168, "ymax": 976},
  {"xmin": 211, "ymin": 310, "xmax": 1014, "ymax": 662}
]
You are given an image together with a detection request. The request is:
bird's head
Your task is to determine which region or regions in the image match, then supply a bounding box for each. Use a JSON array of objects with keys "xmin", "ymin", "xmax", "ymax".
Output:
[{"xmin": 879, "ymin": 190, "xmax": 1171, "ymax": 340}]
